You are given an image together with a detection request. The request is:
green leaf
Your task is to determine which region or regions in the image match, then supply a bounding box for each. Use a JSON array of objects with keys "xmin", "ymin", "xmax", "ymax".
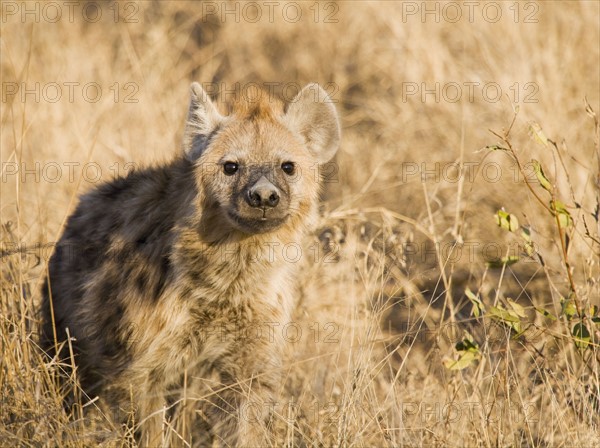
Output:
[
  {"xmin": 489, "ymin": 304, "xmax": 522, "ymax": 333},
  {"xmin": 521, "ymin": 226, "xmax": 532, "ymax": 242},
  {"xmin": 486, "ymin": 145, "xmax": 509, "ymax": 152},
  {"xmin": 487, "ymin": 255, "xmax": 520, "ymax": 268},
  {"xmin": 444, "ymin": 350, "xmax": 480, "ymax": 370},
  {"xmin": 444, "ymin": 333, "xmax": 481, "ymax": 370},
  {"xmin": 531, "ymin": 159, "xmax": 553, "ymax": 193},
  {"xmin": 466, "ymin": 288, "xmax": 485, "ymax": 318},
  {"xmin": 496, "ymin": 210, "xmax": 520, "ymax": 232},
  {"xmin": 528, "ymin": 122, "xmax": 549, "ymax": 147},
  {"xmin": 518, "ymin": 226, "xmax": 536, "ymax": 257},
  {"xmin": 550, "ymin": 200, "xmax": 573, "ymax": 228},
  {"xmin": 455, "ymin": 333, "xmax": 479, "ymax": 353},
  {"xmin": 572, "ymin": 322, "xmax": 591, "ymax": 350},
  {"xmin": 561, "ymin": 299, "xmax": 577, "ymax": 320},
  {"xmin": 535, "ymin": 307, "xmax": 557, "ymax": 321},
  {"xmin": 522, "ymin": 241, "xmax": 536, "ymax": 257},
  {"xmin": 507, "ymin": 300, "xmax": 527, "ymax": 318},
  {"xmin": 489, "ymin": 305, "xmax": 520, "ymax": 323}
]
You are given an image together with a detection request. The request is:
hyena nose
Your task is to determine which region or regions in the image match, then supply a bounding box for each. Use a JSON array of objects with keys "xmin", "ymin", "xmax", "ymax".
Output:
[{"xmin": 247, "ymin": 176, "xmax": 280, "ymax": 208}]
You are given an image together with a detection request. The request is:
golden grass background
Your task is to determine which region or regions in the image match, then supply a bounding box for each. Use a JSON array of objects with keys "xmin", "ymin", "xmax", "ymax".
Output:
[{"xmin": 1, "ymin": 1, "xmax": 599, "ymax": 446}]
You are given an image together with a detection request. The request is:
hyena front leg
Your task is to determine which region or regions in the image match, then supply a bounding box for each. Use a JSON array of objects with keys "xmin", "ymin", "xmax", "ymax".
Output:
[
  {"xmin": 133, "ymin": 384, "xmax": 176, "ymax": 447},
  {"xmin": 204, "ymin": 370, "xmax": 277, "ymax": 448}
]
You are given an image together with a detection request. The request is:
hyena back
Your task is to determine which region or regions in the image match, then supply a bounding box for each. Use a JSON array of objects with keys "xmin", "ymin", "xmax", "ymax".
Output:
[{"xmin": 40, "ymin": 82, "xmax": 340, "ymax": 446}]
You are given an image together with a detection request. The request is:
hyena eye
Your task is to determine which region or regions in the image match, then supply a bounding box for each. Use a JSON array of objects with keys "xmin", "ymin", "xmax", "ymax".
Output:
[
  {"xmin": 223, "ymin": 162, "xmax": 239, "ymax": 175},
  {"xmin": 281, "ymin": 162, "xmax": 295, "ymax": 175}
]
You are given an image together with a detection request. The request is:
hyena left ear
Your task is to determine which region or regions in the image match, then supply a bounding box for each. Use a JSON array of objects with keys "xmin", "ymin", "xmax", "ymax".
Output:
[
  {"xmin": 182, "ymin": 82, "xmax": 225, "ymax": 161},
  {"xmin": 284, "ymin": 83, "xmax": 341, "ymax": 163}
]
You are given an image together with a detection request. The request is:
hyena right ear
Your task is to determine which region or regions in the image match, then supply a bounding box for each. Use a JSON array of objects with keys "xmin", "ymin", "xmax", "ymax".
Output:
[
  {"xmin": 182, "ymin": 82, "xmax": 225, "ymax": 161},
  {"xmin": 284, "ymin": 83, "xmax": 341, "ymax": 163}
]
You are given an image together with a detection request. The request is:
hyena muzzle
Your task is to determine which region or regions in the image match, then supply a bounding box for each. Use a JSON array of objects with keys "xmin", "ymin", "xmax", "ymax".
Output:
[{"xmin": 40, "ymin": 82, "xmax": 340, "ymax": 447}]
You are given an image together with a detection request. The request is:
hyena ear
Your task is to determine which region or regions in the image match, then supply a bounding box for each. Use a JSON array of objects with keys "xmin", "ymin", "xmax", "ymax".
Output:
[
  {"xmin": 284, "ymin": 83, "xmax": 341, "ymax": 163},
  {"xmin": 182, "ymin": 82, "xmax": 225, "ymax": 161}
]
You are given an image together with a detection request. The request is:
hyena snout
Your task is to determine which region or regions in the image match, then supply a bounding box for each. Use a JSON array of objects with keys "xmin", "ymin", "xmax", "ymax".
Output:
[{"xmin": 246, "ymin": 176, "xmax": 280, "ymax": 209}]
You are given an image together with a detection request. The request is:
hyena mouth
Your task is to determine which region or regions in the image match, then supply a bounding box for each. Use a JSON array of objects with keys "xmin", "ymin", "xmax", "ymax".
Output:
[{"xmin": 227, "ymin": 210, "xmax": 289, "ymax": 234}]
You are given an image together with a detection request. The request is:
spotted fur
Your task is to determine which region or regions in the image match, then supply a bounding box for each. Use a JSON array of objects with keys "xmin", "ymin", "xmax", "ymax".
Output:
[{"xmin": 40, "ymin": 82, "xmax": 340, "ymax": 446}]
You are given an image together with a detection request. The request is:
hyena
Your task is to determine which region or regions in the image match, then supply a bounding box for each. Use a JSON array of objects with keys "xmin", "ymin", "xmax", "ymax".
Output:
[{"xmin": 40, "ymin": 82, "xmax": 340, "ymax": 446}]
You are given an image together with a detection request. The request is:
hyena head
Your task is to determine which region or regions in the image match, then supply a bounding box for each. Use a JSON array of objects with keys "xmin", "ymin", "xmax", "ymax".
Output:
[{"xmin": 182, "ymin": 82, "xmax": 340, "ymax": 235}]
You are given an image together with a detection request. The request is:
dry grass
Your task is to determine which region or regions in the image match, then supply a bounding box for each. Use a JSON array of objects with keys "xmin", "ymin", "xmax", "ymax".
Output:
[{"xmin": 1, "ymin": 1, "xmax": 599, "ymax": 446}]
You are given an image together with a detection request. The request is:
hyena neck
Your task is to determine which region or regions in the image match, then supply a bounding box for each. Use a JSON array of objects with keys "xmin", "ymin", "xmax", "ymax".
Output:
[{"xmin": 173, "ymin": 202, "xmax": 309, "ymax": 314}]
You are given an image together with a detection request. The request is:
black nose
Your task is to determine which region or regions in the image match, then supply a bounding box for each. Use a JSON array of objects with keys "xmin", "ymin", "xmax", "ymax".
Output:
[{"xmin": 247, "ymin": 176, "xmax": 280, "ymax": 208}]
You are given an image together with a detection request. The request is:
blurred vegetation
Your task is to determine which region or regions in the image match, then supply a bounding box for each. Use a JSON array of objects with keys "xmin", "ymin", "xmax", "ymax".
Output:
[{"xmin": 1, "ymin": 1, "xmax": 599, "ymax": 446}]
